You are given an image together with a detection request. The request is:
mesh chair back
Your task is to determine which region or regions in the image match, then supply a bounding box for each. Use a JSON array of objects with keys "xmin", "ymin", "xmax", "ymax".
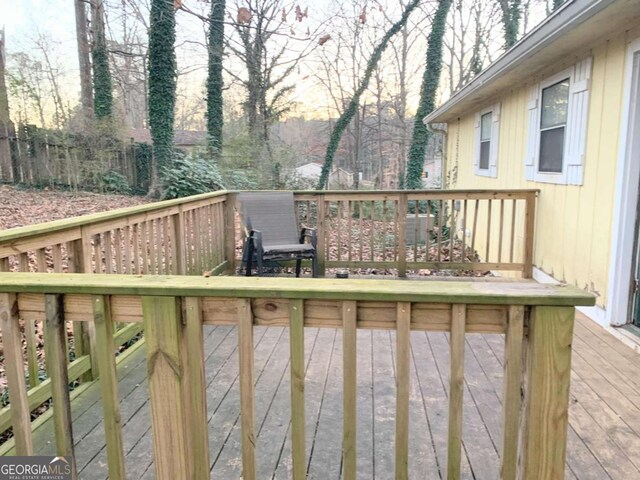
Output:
[{"xmin": 237, "ymin": 192, "xmax": 300, "ymax": 246}]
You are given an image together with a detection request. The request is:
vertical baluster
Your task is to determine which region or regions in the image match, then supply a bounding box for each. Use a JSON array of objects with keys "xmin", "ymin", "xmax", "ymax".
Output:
[
  {"xmin": 397, "ymin": 195, "xmax": 407, "ymax": 277},
  {"xmin": 498, "ymin": 200, "xmax": 505, "ymax": 264},
  {"xmin": 348, "ymin": 200, "xmax": 353, "ymax": 263},
  {"xmin": 225, "ymin": 193, "xmax": 238, "ymax": 275},
  {"xmin": 115, "ymin": 229, "xmax": 123, "ymax": 274},
  {"xmin": 358, "ymin": 201, "xmax": 364, "ymax": 262},
  {"xmin": 510, "ymin": 200, "xmax": 517, "ymax": 264},
  {"xmin": 36, "ymin": 248, "xmax": 47, "ymax": 273},
  {"xmin": 471, "ymin": 200, "xmax": 479, "ymax": 257},
  {"xmin": 163, "ymin": 215, "xmax": 170, "ymax": 274},
  {"xmin": 52, "ymin": 243, "xmax": 63, "ymax": 272},
  {"xmin": 19, "ymin": 253, "xmax": 40, "ymax": 387},
  {"xmin": 155, "ymin": 219, "xmax": 163, "ymax": 274},
  {"xmin": 140, "ymin": 222, "xmax": 149, "ymax": 274},
  {"xmin": 462, "ymin": 200, "xmax": 468, "ymax": 263},
  {"xmin": 486, "ymin": 199, "xmax": 493, "ymax": 263},
  {"xmin": 317, "ymin": 197, "xmax": 326, "ymax": 276},
  {"xmin": 413, "ymin": 200, "xmax": 419, "ymax": 262},
  {"xmin": 369, "ymin": 200, "xmax": 375, "ymax": 262},
  {"xmin": 123, "ymin": 226, "xmax": 131, "ymax": 274},
  {"xmin": 93, "ymin": 234, "xmax": 103, "ymax": 274},
  {"xmin": 501, "ymin": 306, "xmax": 524, "ymax": 480},
  {"xmin": 395, "ymin": 302, "xmax": 411, "ymax": 479},
  {"xmin": 132, "ymin": 224, "xmax": 140, "ymax": 274},
  {"xmin": 342, "ymin": 301, "xmax": 357, "ymax": 480},
  {"xmin": 290, "ymin": 299, "xmax": 305, "ymax": 480},
  {"xmin": 237, "ymin": 298, "xmax": 256, "ymax": 480},
  {"xmin": 104, "ymin": 231, "xmax": 113, "ymax": 274},
  {"xmin": 450, "ymin": 200, "xmax": 455, "ymax": 264},
  {"xmin": 0, "ymin": 293, "xmax": 34, "ymax": 454},
  {"xmin": 447, "ymin": 304, "xmax": 466, "ymax": 480},
  {"xmin": 148, "ymin": 220, "xmax": 157, "ymax": 274},
  {"xmin": 194, "ymin": 209, "xmax": 203, "ymax": 274},
  {"xmin": 93, "ymin": 295, "xmax": 125, "ymax": 479},
  {"xmin": 184, "ymin": 297, "xmax": 210, "ymax": 477},
  {"xmin": 524, "ymin": 193, "xmax": 536, "ymax": 278},
  {"xmin": 44, "ymin": 294, "xmax": 77, "ymax": 476},
  {"xmin": 437, "ymin": 200, "xmax": 443, "ymax": 264},
  {"xmin": 337, "ymin": 201, "xmax": 342, "ymax": 263}
]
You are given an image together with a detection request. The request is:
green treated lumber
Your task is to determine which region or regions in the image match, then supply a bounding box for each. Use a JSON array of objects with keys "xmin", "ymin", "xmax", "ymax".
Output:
[
  {"xmin": 92, "ymin": 295, "xmax": 125, "ymax": 480},
  {"xmin": 289, "ymin": 299, "xmax": 305, "ymax": 480},
  {"xmin": 141, "ymin": 296, "xmax": 190, "ymax": 479},
  {"xmin": 0, "ymin": 338, "xmax": 146, "ymax": 457},
  {"xmin": 113, "ymin": 322, "xmax": 143, "ymax": 347},
  {"xmin": 183, "ymin": 297, "xmax": 211, "ymax": 479},
  {"xmin": 0, "ymin": 293, "xmax": 33, "ymax": 454},
  {"xmin": 0, "ymin": 190, "xmax": 230, "ymax": 244},
  {"xmin": 44, "ymin": 293, "xmax": 78, "ymax": 477},
  {"xmin": 0, "ymin": 355, "xmax": 91, "ymax": 434},
  {"xmin": 0, "ymin": 273, "xmax": 596, "ymax": 306}
]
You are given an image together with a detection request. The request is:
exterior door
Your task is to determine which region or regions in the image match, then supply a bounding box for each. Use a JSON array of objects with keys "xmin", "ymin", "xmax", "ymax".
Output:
[{"xmin": 629, "ymin": 51, "xmax": 640, "ymax": 326}]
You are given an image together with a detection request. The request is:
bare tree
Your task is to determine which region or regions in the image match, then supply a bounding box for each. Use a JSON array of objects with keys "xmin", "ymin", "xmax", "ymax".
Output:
[{"xmin": 75, "ymin": 0, "xmax": 94, "ymax": 119}]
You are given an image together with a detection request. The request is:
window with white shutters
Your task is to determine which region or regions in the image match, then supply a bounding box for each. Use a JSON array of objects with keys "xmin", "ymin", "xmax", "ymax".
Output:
[
  {"xmin": 474, "ymin": 103, "xmax": 500, "ymax": 178},
  {"xmin": 524, "ymin": 58, "xmax": 592, "ymax": 185}
]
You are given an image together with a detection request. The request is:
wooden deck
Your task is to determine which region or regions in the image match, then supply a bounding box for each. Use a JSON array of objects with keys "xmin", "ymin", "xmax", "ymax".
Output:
[{"xmin": 24, "ymin": 311, "xmax": 640, "ymax": 479}]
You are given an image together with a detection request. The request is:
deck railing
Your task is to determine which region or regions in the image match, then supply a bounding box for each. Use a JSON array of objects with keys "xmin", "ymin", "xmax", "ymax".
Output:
[
  {"xmin": 0, "ymin": 274, "xmax": 593, "ymax": 479},
  {"xmin": 292, "ymin": 189, "xmax": 537, "ymax": 277}
]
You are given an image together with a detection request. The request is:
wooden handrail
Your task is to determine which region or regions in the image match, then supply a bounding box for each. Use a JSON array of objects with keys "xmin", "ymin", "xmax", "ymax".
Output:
[{"xmin": 0, "ymin": 273, "xmax": 593, "ymax": 479}]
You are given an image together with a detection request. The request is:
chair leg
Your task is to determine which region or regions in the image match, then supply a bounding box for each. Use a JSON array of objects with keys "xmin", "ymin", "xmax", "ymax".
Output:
[
  {"xmin": 295, "ymin": 259, "xmax": 302, "ymax": 277},
  {"xmin": 257, "ymin": 255, "xmax": 263, "ymax": 276},
  {"xmin": 312, "ymin": 255, "xmax": 318, "ymax": 278}
]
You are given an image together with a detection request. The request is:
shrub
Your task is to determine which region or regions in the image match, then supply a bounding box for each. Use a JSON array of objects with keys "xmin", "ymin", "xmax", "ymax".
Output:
[
  {"xmin": 161, "ymin": 153, "xmax": 224, "ymax": 199},
  {"xmin": 100, "ymin": 171, "xmax": 131, "ymax": 194}
]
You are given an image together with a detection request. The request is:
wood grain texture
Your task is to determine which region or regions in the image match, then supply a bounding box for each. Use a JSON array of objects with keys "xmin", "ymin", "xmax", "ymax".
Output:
[
  {"xmin": 519, "ymin": 306, "xmax": 575, "ymax": 480},
  {"xmin": 141, "ymin": 296, "xmax": 189, "ymax": 480},
  {"xmin": 501, "ymin": 305, "xmax": 524, "ymax": 480},
  {"xmin": 0, "ymin": 293, "xmax": 33, "ymax": 455},
  {"xmin": 342, "ymin": 300, "xmax": 357, "ymax": 480},
  {"xmin": 92, "ymin": 295, "xmax": 125, "ymax": 480},
  {"xmin": 238, "ymin": 298, "xmax": 257, "ymax": 480},
  {"xmin": 289, "ymin": 298, "xmax": 306, "ymax": 480},
  {"xmin": 44, "ymin": 293, "xmax": 78, "ymax": 477},
  {"xmin": 447, "ymin": 304, "xmax": 466, "ymax": 480},
  {"xmin": 183, "ymin": 297, "xmax": 210, "ymax": 479},
  {"xmin": 395, "ymin": 302, "xmax": 411, "ymax": 480}
]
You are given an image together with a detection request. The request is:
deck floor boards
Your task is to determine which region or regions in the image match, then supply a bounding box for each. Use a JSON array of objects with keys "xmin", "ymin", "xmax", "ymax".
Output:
[{"xmin": 17, "ymin": 311, "xmax": 640, "ymax": 479}]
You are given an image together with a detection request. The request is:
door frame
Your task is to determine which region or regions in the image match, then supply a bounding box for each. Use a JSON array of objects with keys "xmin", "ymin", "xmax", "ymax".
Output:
[{"xmin": 607, "ymin": 36, "xmax": 640, "ymax": 326}]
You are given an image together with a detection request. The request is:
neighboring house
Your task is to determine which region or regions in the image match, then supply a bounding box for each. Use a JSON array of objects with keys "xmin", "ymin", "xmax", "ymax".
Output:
[
  {"xmin": 424, "ymin": 0, "xmax": 640, "ymax": 329},
  {"xmin": 129, "ymin": 129, "xmax": 207, "ymax": 152},
  {"xmin": 295, "ymin": 162, "xmax": 355, "ymax": 189}
]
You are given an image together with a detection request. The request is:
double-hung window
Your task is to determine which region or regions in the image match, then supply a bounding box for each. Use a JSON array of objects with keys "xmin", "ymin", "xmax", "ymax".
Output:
[
  {"xmin": 474, "ymin": 104, "xmax": 500, "ymax": 178},
  {"xmin": 525, "ymin": 58, "xmax": 592, "ymax": 185}
]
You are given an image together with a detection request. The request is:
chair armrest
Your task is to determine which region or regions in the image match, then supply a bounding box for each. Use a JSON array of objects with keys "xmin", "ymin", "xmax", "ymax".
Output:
[{"xmin": 249, "ymin": 229, "xmax": 264, "ymax": 255}]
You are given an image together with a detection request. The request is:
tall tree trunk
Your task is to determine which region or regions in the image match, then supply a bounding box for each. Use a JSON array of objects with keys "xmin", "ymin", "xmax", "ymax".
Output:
[
  {"xmin": 207, "ymin": 0, "xmax": 225, "ymax": 159},
  {"xmin": 316, "ymin": 0, "xmax": 422, "ymax": 190},
  {"xmin": 0, "ymin": 28, "xmax": 14, "ymax": 181},
  {"xmin": 91, "ymin": 0, "xmax": 113, "ymax": 119},
  {"xmin": 75, "ymin": 0, "xmax": 94, "ymax": 120},
  {"xmin": 405, "ymin": 0, "xmax": 452, "ymax": 190},
  {"xmin": 498, "ymin": 0, "xmax": 522, "ymax": 49},
  {"xmin": 148, "ymin": 0, "xmax": 177, "ymax": 198}
]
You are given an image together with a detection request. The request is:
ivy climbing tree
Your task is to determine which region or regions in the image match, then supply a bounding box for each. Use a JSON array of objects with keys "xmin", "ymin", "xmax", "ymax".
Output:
[
  {"xmin": 91, "ymin": 0, "xmax": 113, "ymax": 119},
  {"xmin": 497, "ymin": 0, "xmax": 522, "ymax": 49},
  {"xmin": 552, "ymin": 0, "xmax": 566, "ymax": 10},
  {"xmin": 405, "ymin": 0, "xmax": 452, "ymax": 190},
  {"xmin": 315, "ymin": 0, "xmax": 422, "ymax": 190},
  {"xmin": 206, "ymin": 0, "xmax": 225, "ymax": 159},
  {"xmin": 148, "ymin": 0, "xmax": 177, "ymax": 197}
]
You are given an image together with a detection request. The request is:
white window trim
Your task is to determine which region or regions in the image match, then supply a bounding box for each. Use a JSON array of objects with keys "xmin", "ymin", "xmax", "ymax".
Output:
[
  {"xmin": 474, "ymin": 103, "xmax": 500, "ymax": 178},
  {"xmin": 532, "ymin": 66, "xmax": 574, "ymax": 184}
]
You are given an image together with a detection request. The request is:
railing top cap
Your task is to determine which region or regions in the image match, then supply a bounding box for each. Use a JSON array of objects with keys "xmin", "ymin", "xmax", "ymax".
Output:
[{"xmin": 0, "ymin": 273, "xmax": 595, "ymax": 307}]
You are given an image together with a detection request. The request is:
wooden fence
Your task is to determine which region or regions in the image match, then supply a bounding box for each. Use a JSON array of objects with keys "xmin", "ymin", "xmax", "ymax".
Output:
[{"xmin": 0, "ymin": 273, "xmax": 594, "ymax": 479}]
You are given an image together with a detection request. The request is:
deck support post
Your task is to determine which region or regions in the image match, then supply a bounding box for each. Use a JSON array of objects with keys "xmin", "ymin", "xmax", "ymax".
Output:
[
  {"xmin": 44, "ymin": 293, "xmax": 78, "ymax": 478},
  {"xmin": 142, "ymin": 296, "xmax": 209, "ymax": 480},
  {"xmin": 519, "ymin": 306, "xmax": 575, "ymax": 479},
  {"xmin": 316, "ymin": 196, "xmax": 326, "ymax": 276},
  {"xmin": 224, "ymin": 192, "xmax": 237, "ymax": 275}
]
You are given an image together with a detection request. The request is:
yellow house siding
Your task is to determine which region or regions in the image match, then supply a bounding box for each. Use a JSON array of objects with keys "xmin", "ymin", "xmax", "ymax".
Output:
[{"xmin": 445, "ymin": 30, "xmax": 634, "ymax": 308}]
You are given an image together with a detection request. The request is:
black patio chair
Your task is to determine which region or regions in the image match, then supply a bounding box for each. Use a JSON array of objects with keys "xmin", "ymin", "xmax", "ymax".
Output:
[{"xmin": 237, "ymin": 192, "xmax": 318, "ymax": 277}]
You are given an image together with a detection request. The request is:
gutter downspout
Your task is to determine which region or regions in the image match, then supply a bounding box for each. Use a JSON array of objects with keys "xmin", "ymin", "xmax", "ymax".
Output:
[{"xmin": 424, "ymin": 120, "xmax": 448, "ymax": 189}]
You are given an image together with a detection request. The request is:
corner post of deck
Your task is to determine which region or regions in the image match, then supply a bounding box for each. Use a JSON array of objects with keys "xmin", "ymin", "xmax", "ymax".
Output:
[
  {"xmin": 224, "ymin": 191, "xmax": 238, "ymax": 275},
  {"xmin": 79, "ymin": 227, "xmax": 99, "ymax": 380},
  {"xmin": 519, "ymin": 306, "xmax": 575, "ymax": 479},
  {"xmin": 142, "ymin": 296, "xmax": 209, "ymax": 480}
]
